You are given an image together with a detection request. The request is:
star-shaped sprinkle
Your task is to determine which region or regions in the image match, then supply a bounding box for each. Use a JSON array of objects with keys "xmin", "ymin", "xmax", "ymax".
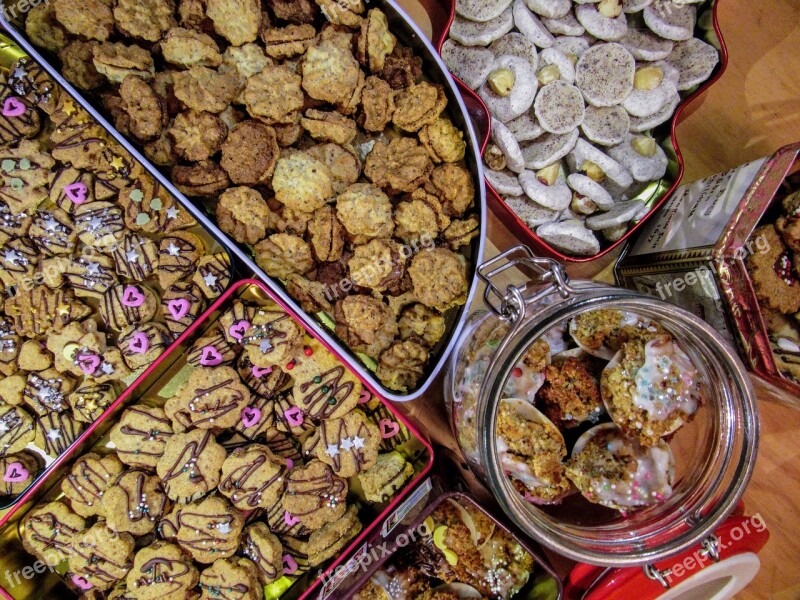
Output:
[
  {"xmin": 100, "ymin": 362, "xmax": 115, "ymax": 375},
  {"xmin": 85, "ymin": 262, "xmax": 100, "ymax": 276},
  {"xmin": 0, "ymin": 422, "xmax": 8, "ymax": 433},
  {"xmin": 126, "ymin": 250, "xmax": 140, "ymax": 262},
  {"xmin": 166, "ymin": 207, "xmax": 180, "ymax": 220},
  {"xmin": 259, "ymin": 340, "xmax": 272, "ymax": 354},
  {"xmin": 216, "ymin": 522, "xmax": 231, "ymax": 534},
  {"xmin": 203, "ymin": 273, "xmax": 218, "ymax": 288},
  {"xmin": 47, "ymin": 429, "xmax": 61, "ymax": 441},
  {"xmin": 340, "ymin": 438, "xmax": 354, "ymax": 452},
  {"xmin": 352, "ymin": 436, "xmax": 365, "ymax": 449},
  {"xmin": 166, "ymin": 243, "xmax": 181, "ymax": 257},
  {"xmin": 88, "ymin": 217, "xmax": 104, "ymax": 231},
  {"xmin": 4, "ymin": 250, "xmax": 22, "ymax": 264},
  {"xmin": 42, "ymin": 216, "xmax": 60, "ymax": 232},
  {"xmin": 62, "ymin": 99, "xmax": 77, "ymax": 115},
  {"xmin": 110, "ymin": 156, "xmax": 125, "ymax": 171},
  {"xmin": 37, "ymin": 386, "xmax": 54, "ymax": 400},
  {"xmin": 325, "ymin": 444, "xmax": 340, "ymax": 458}
]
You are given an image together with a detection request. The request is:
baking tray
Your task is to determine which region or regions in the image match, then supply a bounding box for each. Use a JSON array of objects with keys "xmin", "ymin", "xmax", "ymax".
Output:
[
  {"xmin": 0, "ymin": 278, "xmax": 434, "ymax": 600},
  {"xmin": 0, "ymin": 35, "xmax": 239, "ymax": 517},
  {"xmin": 432, "ymin": 0, "xmax": 730, "ymax": 263},
  {"xmin": 0, "ymin": 0, "xmax": 489, "ymax": 403}
]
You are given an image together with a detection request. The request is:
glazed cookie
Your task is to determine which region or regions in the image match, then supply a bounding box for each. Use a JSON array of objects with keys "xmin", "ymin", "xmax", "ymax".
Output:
[
  {"xmin": 126, "ymin": 542, "xmax": 199, "ymax": 600},
  {"xmin": 101, "ymin": 470, "xmax": 170, "ymax": 536},
  {"xmin": 284, "ymin": 460, "xmax": 348, "ymax": 531},
  {"xmin": 110, "ymin": 406, "xmax": 174, "ymax": 470},
  {"xmin": 156, "ymin": 429, "xmax": 226, "ymax": 503},
  {"xmin": 358, "ymin": 452, "xmax": 415, "ymax": 503},
  {"xmin": 187, "ymin": 328, "xmax": 239, "ymax": 368},
  {"xmin": 21, "ymin": 501, "xmax": 86, "ymax": 564},
  {"xmin": 218, "ymin": 444, "xmax": 286, "ymax": 510},
  {"xmin": 158, "ymin": 231, "xmax": 205, "ymax": 288},
  {"xmin": 61, "ymin": 453, "xmax": 124, "ymax": 518},
  {"xmin": 264, "ymin": 429, "xmax": 302, "ymax": 463},
  {"xmin": 0, "ymin": 451, "xmax": 40, "ymax": 496},
  {"xmin": 0, "ymin": 403, "xmax": 35, "ymax": 455},
  {"xmin": 72, "ymin": 523, "xmax": 136, "ymax": 591},
  {"xmin": 156, "ymin": 502, "xmax": 182, "ymax": 541},
  {"xmin": 199, "ymin": 557, "xmax": 261, "ymax": 600},
  {"xmin": 162, "ymin": 282, "xmax": 207, "ymax": 337},
  {"xmin": 166, "ymin": 366, "xmax": 251, "ymax": 432},
  {"xmin": 538, "ymin": 356, "xmax": 604, "ymax": 429},
  {"xmin": 101, "ymin": 284, "xmax": 159, "ymax": 331},
  {"xmin": 314, "ymin": 410, "xmax": 380, "ymax": 477},
  {"xmin": 175, "ymin": 494, "xmax": 245, "ymax": 563},
  {"xmin": 34, "ymin": 411, "xmax": 83, "ymax": 458},
  {"xmin": 306, "ymin": 505, "xmax": 362, "ymax": 567},
  {"xmin": 242, "ymin": 522, "xmax": 283, "ymax": 585},
  {"xmin": 120, "ymin": 323, "xmax": 174, "ymax": 371}
]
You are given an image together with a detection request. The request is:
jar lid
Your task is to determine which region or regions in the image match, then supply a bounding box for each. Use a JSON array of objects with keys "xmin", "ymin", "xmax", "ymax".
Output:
[{"xmin": 473, "ymin": 246, "xmax": 759, "ymax": 567}]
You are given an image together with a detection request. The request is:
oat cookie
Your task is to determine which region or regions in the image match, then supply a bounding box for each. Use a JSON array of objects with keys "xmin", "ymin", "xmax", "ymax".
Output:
[
  {"xmin": 216, "ymin": 187, "xmax": 271, "ymax": 245},
  {"xmin": 364, "ymin": 137, "xmax": 433, "ymax": 195},
  {"xmin": 272, "ymin": 151, "xmax": 333, "ymax": 213},
  {"xmin": 243, "ymin": 65, "xmax": 303, "ymax": 125},
  {"xmin": 359, "ymin": 76, "xmax": 395, "ymax": 132},
  {"xmin": 169, "ymin": 110, "xmax": 226, "ymax": 162},
  {"xmin": 301, "ymin": 39, "xmax": 364, "ymax": 110},
  {"xmin": 254, "ymin": 233, "xmax": 314, "ymax": 280},
  {"xmin": 53, "ymin": 0, "xmax": 114, "ymax": 42},
  {"xmin": 393, "ymin": 82, "xmax": 448, "ymax": 132},
  {"xmin": 25, "ymin": 3, "xmax": 69, "ymax": 53},
  {"xmin": 114, "ymin": 0, "xmax": 177, "ymax": 42},
  {"xmin": 162, "ymin": 28, "xmax": 223, "ymax": 68},
  {"xmin": 221, "ymin": 121, "xmax": 279, "ymax": 186},
  {"xmin": 173, "ymin": 67, "xmax": 238, "ymax": 114},
  {"xmin": 93, "ymin": 43, "xmax": 155, "ymax": 84},
  {"xmin": 171, "ymin": 160, "xmax": 231, "ymax": 197},
  {"xmin": 336, "ymin": 183, "xmax": 394, "ymax": 242},
  {"xmin": 358, "ymin": 451, "xmax": 414, "ymax": 503},
  {"xmin": 334, "ymin": 295, "xmax": 399, "ymax": 360},
  {"xmin": 376, "ymin": 340, "xmax": 428, "ymax": 392},
  {"xmin": 395, "ymin": 189, "xmax": 451, "ymax": 245},
  {"xmin": 307, "ymin": 205, "xmax": 345, "ymax": 262},
  {"xmin": 206, "ymin": 0, "xmax": 261, "ymax": 46}
]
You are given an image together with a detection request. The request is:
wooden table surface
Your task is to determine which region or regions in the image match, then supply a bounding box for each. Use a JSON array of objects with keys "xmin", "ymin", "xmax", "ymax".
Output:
[{"xmin": 396, "ymin": 0, "xmax": 800, "ymax": 597}]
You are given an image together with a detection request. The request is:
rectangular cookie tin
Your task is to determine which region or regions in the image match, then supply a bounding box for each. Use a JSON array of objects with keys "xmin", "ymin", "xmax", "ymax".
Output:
[
  {"xmin": 0, "ymin": 0, "xmax": 488, "ymax": 403},
  {"xmin": 616, "ymin": 142, "xmax": 800, "ymax": 407},
  {"xmin": 315, "ymin": 477, "xmax": 563, "ymax": 600},
  {"xmin": 432, "ymin": 0, "xmax": 729, "ymax": 263},
  {"xmin": 0, "ymin": 277, "xmax": 434, "ymax": 600},
  {"xmin": 0, "ymin": 35, "xmax": 239, "ymax": 517}
]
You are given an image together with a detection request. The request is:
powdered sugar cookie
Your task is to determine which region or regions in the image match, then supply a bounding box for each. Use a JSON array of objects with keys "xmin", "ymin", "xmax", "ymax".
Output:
[
  {"xmin": 450, "ymin": 7, "xmax": 514, "ymax": 46},
  {"xmin": 607, "ymin": 135, "xmax": 669, "ymax": 182},
  {"xmin": 567, "ymin": 173, "xmax": 615, "ymax": 210},
  {"xmin": 581, "ymin": 105, "xmax": 630, "ymax": 145},
  {"xmin": 620, "ymin": 28, "xmax": 674, "ymax": 61},
  {"xmin": 568, "ymin": 138, "xmax": 634, "ymax": 188},
  {"xmin": 538, "ymin": 47, "xmax": 575, "ymax": 84},
  {"xmin": 491, "ymin": 118, "xmax": 525, "ymax": 173},
  {"xmin": 575, "ymin": 43, "xmax": 635, "ymax": 107},
  {"xmin": 486, "ymin": 168, "xmax": 524, "ymax": 195},
  {"xmin": 524, "ymin": 0, "xmax": 570, "ymax": 19},
  {"xmin": 629, "ymin": 91, "xmax": 679, "ymax": 131},
  {"xmin": 542, "ymin": 12, "xmax": 585, "ymax": 36},
  {"xmin": 521, "ymin": 129, "xmax": 579, "ymax": 169},
  {"xmin": 643, "ymin": 1, "xmax": 696, "ymax": 41},
  {"xmin": 519, "ymin": 170, "xmax": 572, "ymax": 210},
  {"xmin": 534, "ymin": 80, "xmax": 585, "ymax": 134},
  {"xmin": 456, "ymin": 0, "xmax": 513, "ymax": 22},
  {"xmin": 478, "ymin": 55, "xmax": 537, "ymax": 122},
  {"xmin": 575, "ymin": 3, "xmax": 628, "ymax": 41},
  {"xmin": 664, "ymin": 38, "xmax": 719, "ymax": 91},
  {"xmin": 512, "ymin": 0, "xmax": 555, "ymax": 48},
  {"xmin": 441, "ymin": 40, "xmax": 495, "ymax": 90},
  {"xmin": 586, "ymin": 199, "xmax": 645, "ymax": 230},
  {"xmin": 504, "ymin": 195, "xmax": 562, "ymax": 227},
  {"xmin": 537, "ymin": 220, "xmax": 600, "ymax": 256},
  {"xmin": 506, "ymin": 113, "xmax": 545, "ymax": 142},
  {"xmin": 490, "ymin": 32, "xmax": 539, "ymax": 71}
]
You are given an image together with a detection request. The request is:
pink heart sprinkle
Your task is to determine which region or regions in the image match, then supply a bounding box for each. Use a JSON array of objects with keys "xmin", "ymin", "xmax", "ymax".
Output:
[
  {"xmin": 77, "ymin": 353, "xmax": 101, "ymax": 376},
  {"xmin": 71, "ymin": 575, "xmax": 93, "ymax": 591},
  {"xmin": 63, "ymin": 182, "xmax": 89, "ymax": 205},
  {"xmin": 241, "ymin": 406, "xmax": 261, "ymax": 428},
  {"xmin": 3, "ymin": 461, "xmax": 29, "ymax": 483},
  {"xmin": 283, "ymin": 511, "xmax": 301, "ymax": 527},
  {"xmin": 358, "ymin": 389, "xmax": 371, "ymax": 404},
  {"xmin": 121, "ymin": 285, "xmax": 145, "ymax": 308},
  {"xmin": 251, "ymin": 365, "xmax": 273, "ymax": 378},
  {"xmin": 282, "ymin": 554, "xmax": 298, "ymax": 575},
  {"xmin": 378, "ymin": 419, "xmax": 400, "ymax": 439},
  {"xmin": 228, "ymin": 320, "xmax": 250, "ymax": 342},
  {"xmin": 284, "ymin": 406, "xmax": 304, "ymax": 428},
  {"xmin": 128, "ymin": 332, "xmax": 150, "ymax": 354},
  {"xmin": 199, "ymin": 346, "xmax": 223, "ymax": 367},
  {"xmin": 2, "ymin": 97, "xmax": 26, "ymax": 117},
  {"xmin": 167, "ymin": 298, "xmax": 191, "ymax": 320},
  {"xmin": 285, "ymin": 458, "xmax": 294, "ymax": 471}
]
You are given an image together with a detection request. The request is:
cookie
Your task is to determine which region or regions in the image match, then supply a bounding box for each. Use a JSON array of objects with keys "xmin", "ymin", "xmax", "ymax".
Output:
[
  {"xmin": 0, "ymin": 403, "xmax": 35, "ymax": 456},
  {"xmin": 162, "ymin": 282, "xmax": 207, "ymax": 337},
  {"xmin": 175, "ymin": 494, "xmax": 245, "ymax": 563},
  {"xmin": 585, "ymin": 199, "xmax": 646, "ymax": 230},
  {"xmin": 61, "ymin": 452, "xmax": 124, "ymax": 518},
  {"xmin": 215, "ymin": 187, "xmax": 271, "ymax": 245},
  {"xmin": 156, "ymin": 429, "xmax": 226, "ymax": 503},
  {"xmin": 519, "ymin": 170, "xmax": 572, "ymax": 211},
  {"xmin": 126, "ymin": 542, "xmax": 200, "ymax": 599},
  {"xmin": 220, "ymin": 120, "xmax": 280, "ymax": 186},
  {"xmin": 34, "ymin": 411, "xmax": 82, "ymax": 458},
  {"xmin": 575, "ymin": 3, "xmax": 628, "ymax": 41},
  {"xmin": 0, "ymin": 451, "xmax": 40, "ymax": 496},
  {"xmin": 375, "ymin": 340, "xmax": 430, "ymax": 392},
  {"xmin": 491, "ymin": 118, "xmax": 525, "ymax": 173},
  {"xmin": 237, "ymin": 352, "xmax": 291, "ymax": 399},
  {"xmin": 314, "ymin": 410, "xmax": 380, "ymax": 477},
  {"xmin": 187, "ymin": 329, "xmax": 239, "ymax": 368},
  {"xmin": 120, "ymin": 177, "xmax": 196, "ymax": 235},
  {"xmin": 101, "ymin": 470, "xmax": 170, "ymax": 536},
  {"xmin": 512, "ymin": 0, "xmax": 555, "ymax": 49},
  {"xmin": 357, "ymin": 452, "xmax": 415, "ymax": 502},
  {"xmin": 0, "ymin": 139, "xmax": 55, "ymax": 215},
  {"xmin": 306, "ymin": 504, "xmax": 362, "ymax": 566},
  {"xmin": 643, "ymin": 1, "xmax": 696, "ymax": 41},
  {"xmin": 206, "ymin": 0, "xmax": 261, "ymax": 46},
  {"xmin": 242, "ymin": 307, "xmax": 304, "ymax": 370},
  {"xmin": 485, "ymin": 169, "xmax": 524, "ymax": 196},
  {"xmin": 334, "ymin": 295, "xmax": 399, "ymax": 360},
  {"xmin": 440, "ymin": 40, "xmax": 495, "ymax": 90},
  {"xmin": 408, "ymin": 247, "xmax": 468, "ymax": 311},
  {"xmin": 284, "ymin": 460, "xmax": 348, "ymax": 531},
  {"xmin": 538, "ymin": 47, "xmax": 576, "ymax": 84},
  {"xmin": 748, "ymin": 226, "xmax": 800, "ymax": 314},
  {"xmin": 455, "ymin": 0, "xmax": 512, "ymax": 22},
  {"xmin": 192, "ymin": 253, "xmax": 231, "ymax": 300},
  {"xmin": 539, "ymin": 356, "xmax": 604, "ymax": 428},
  {"xmin": 22, "ymin": 368, "xmax": 75, "ymax": 415},
  {"xmin": 536, "ymin": 219, "xmax": 600, "ymax": 256},
  {"xmin": 664, "ymin": 37, "xmax": 719, "ymax": 91},
  {"xmin": 478, "ymin": 55, "xmax": 537, "ymax": 123},
  {"xmin": 199, "ymin": 557, "xmax": 261, "ymax": 600},
  {"xmin": 5, "ymin": 287, "xmax": 91, "ymax": 338},
  {"xmin": 111, "ymin": 406, "xmax": 174, "ymax": 470},
  {"xmin": 575, "ymin": 43, "xmax": 635, "ymax": 107},
  {"xmin": 21, "ymin": 500, "xmax": 86, "ymax": 564},
  {"xmin": 120, "ymin": 323, "xmax": 174, "ymax": 371},
  {"xmin": 69, "ymin": 381, "xmax": 118, "ymax": 423},
  {"xmin": 110, "ymin": 232, "xmax": 160, "ymax": 281},
  {"xmin": 567, "ymin": 173, "xmax": 615, "ymax": 210},
  {"xmin": 543, "ymin": 11, "xmax": 586, "ymax": 36},
  {"xmin": 520, "ymin": 129, "xmax": 579, "ymax": 169},
  {"xmin": 72, "ymin": 523, "xmax": 136, "ymax": 591},
  {"xmin": 218, "ymin": 444, "xmax": 285, "ymax": 510},
  {"xmin": 101, "ymin": 284, "xmax": 159, "ymax": 331},
  {"xmin": 29, "ymin": 207, "xmax": 77, "ymax": 256},
  {"xmin": 158, "ymin": 231, "xmax": 205, "ymax": 288},
  {"xmin": 491, "ymin": 32, "xmax": 539, "ymax": 71},
  {"xmin": 568, "ymin": 138, "xmax": 634, "ymax": 188},
  {"xmin": 608, "ymin": 135, "xmax": 669, "ymax": 182},
  {"xmin": 166, "ymin": 366, "xmax": 251, "ymax": 432},
  {"xmin": 63, "ymin": 252, "xmax": 119, "ymax": 299},
  {"xmin": 620, "ymin": 27, "xmax": 675, "ymax": 61},
  {"xmin": 74, "ymin": 201, "xmax": 126, "ymax": 248},
  {"xmin": 18, "ymin": 339, "xmax": 54, "ymax": 372},
  {"xmin": 534, "ymin": 80, "xmax": 585, "ymax": 134},
  {"xmin": 580, "ymin": 105, "xmax": 630, "ymax": 146},
  {"xmin": 241, "ymin": 522, "xmax": 283, "ymax": 585}
]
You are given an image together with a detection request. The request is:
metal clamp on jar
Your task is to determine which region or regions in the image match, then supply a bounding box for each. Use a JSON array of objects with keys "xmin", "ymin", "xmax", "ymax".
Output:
[{"xmin": 445, "ymin": 245, "xmax": 759, "ymax": 574}]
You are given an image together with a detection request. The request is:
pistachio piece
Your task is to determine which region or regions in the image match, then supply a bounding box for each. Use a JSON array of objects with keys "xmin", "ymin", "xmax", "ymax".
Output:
[
  {"xmin": 631, "ymin": 136, "xmax": 657, "ymax": 157},
  {"xmin": 566, "ymin": 53, "xmax": 579, "ymax": 66},
  {"xmin": 634, "ymin": 66, "xmax": 664, "ymax": 91},
  {"xmin": 579, "ymin": 160, "xmax": 606, "ymax": 183},
  {"xmin": 597, "ymin": 0, "xmax": 623, "ymax": 18},
  {"xmin": 537, "ymin": 64, "xmax": 561, "ymax": 86},
  {"xmin": 488, "ymin": 68, "xmax": 515, "ymax": 97},
  {"xmin": 571, "ymin": 192, "xmax": 598, "ymax": 215},
  {"xmin": 485, "ymin": 144, "xmax": 507, "ymax": 171},
  {"xmin": 536, "ymin": 163, "xmax": 561, "ymax": 186}
]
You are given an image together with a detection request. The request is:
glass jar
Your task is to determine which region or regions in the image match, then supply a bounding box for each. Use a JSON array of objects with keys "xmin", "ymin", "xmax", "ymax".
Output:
[{"xmin": 445, "ymin": 246, "xmax": 759, "ymax": 567}]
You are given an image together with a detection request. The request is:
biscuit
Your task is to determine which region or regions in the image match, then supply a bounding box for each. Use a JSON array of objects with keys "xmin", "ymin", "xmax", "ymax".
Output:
[
  {"xmin": 585, "ymin": 199, "xmax": 645, "ymax": 230},
  {"xmin": 53, "ymin": 0, "xmax": 114, "ymax": 42},
  {"xmin": 25, "ymin": 3, "xmax": 69, "ymax": 53},
  {"xmin": 100, "ymin": 470, "xmax": 170, "ymax": 536},
  {"xmin": 643, "ymin": 1, "xmax": 696, "ymax": 41},
  {"xmin": 111, "ymin": 406, "xmax": 174, "ymax": 470},
  {"xmin": 34, "ymin": 411, "xmax": 82, "ymax": 458},
  {"xmin": 162, "ymin": 282, "xmax": 206, "ymax": 337},
  {"xmin": 23, "ymin": 368, "xmax": 75, "ymax": 415},
  {"xmin": 21, "ymin": 501, "xmax": 86, "ymax": 564},
  {"xmin": 575, "ymin": 43, "xmax": 635, "ymax": 107},
  {"xmin": 236, "ymin": 354, "xmax": 291, "ymax": 401},
  {"xmin": 284, "ymin": 460, "xmax": 348, "ymax": 530},
  {"xmin": 156, "ymin": 429, "xmax": 226, "ymax": 502},
  {"xmin": 664, "ymin": 37, "xmax": 719, "ymax": 91},
  {"xmin": 93, "ymin": 42, "xmax": 155, "ymax": 84},
  {"xmin": 173, "ymin": 67, "xmax": 238, "ymax": 114},
  {"xmin": 158, "ymin": 231, "xmax": 204, "ymax": 288},
  {"xmin": 29, "ymin": 207, "xmax": 77, "ymax": 257},
  {"xmin": 306, "ymin": 504, "xmax": 362, "ymax": 566},
  {"xmin": 126, "ymin": 542, "xmax": 199, "ymax": 599},
  {"xmin": 166, "ymin": 366, "xmax": 251, "ymax": 432},
  {"xmin": 608, "ymin": 135, "xmax": 669, "ymax": 182},
  {"xmin": 620, "ymin": 27, "xmax": 674, "ymax": 61},
  {"xmin": 357, "ymin": 451, "xmax": 414, "ymax": 503},
  {"xmin": 219, "ymin": 444, "xmax": 285, "ymax": 510},
  {"xmin": 334, "ymin": 295, "xmax": 399, "ymax": 361},
  {"xmin": 543, "ymin": 12, "xmax": 586, "ymax": 36},
  {"xmin": 376, "ymin": 340, "xmax": 429, "ymax": 392},
  {"xmin": 0, "ymin": 139, "xmax": 56, "ymax": 215},
  {"xmin": 243, "ymin": 65, "xmax": 304, "ymax": 125},
  {"xmin": 512, "ymin": 0, "xmax": 554, "ymax": 48},
  {"xmin": 206, "ymin": 0, "xmax": 261, "ymax": 46},
  {"xmin": 408, "ymin": 248, "xmax": 468, "ymax": 312},
  {"xmin": 241, "ymin": 522, "xmax": 283, "ymax": 585},
  {"xmin": 199, "ymin": 557, "xmax": 261, "ymax": 600},
  {"xmin": 519, "ymin": 170, "xmax": 572, "ymax": 211},
  {"xmin": 216, "ymin": 187, "xmax": 271, "ymax": 245},
  {"xmin": 521, "ymin": 130, "xmax": 579, "ymax": 170},
  {"xmin": 302, "ymin": 39, "xmax": 364, "ymax": 111},
  {"xmin": 169, "ymin": 110, "xmax": 227, "ymax": 162},
  {"xmin": 175, "ymin": 494, "xmax": 245, "ymax": 563},
  {"xmin": 187, "ymin": 329, "xmax": 238, "ymax": 368},
  {"xmin": 101, "ymin": 284, "xmax": 159, "ymax": 332},
  {"xmin": 220, "ymin": 121, "xmax": 280, "ymax": 186},
  {"xmin": 0, "ymin": 451, "xmax": 40, "ymax": 496},
  {"xmin": 539, "ymin": 356, "xmax": 604, "ymax": 428},
  {"xmin": 193, "ymin": 253, "xmax": 230, "ymax": 300},
  {"xmin": 120, "ymin": 323, "xmax": 173, "ymax": 370},
  {"xmin": 456, "ymin": 0, "xmax": 513, "ymax": 22},
  {"xmin": 72, "ymin": 523, "xmax": 136, "ymax": 591},
  {"xmin": 241, "ymin": 306, "xmax": 305, "ymax": 370},
  {"xmin": 162, "ymin": 28, "xmax": 223, "ymax": 68},
  {"xmin": 580, "ymin": 105, "xmax": 630, "ymax": 146},
  {"xmin": 69, "ymin": 382, "xmax": 118, "ymax": 424}
]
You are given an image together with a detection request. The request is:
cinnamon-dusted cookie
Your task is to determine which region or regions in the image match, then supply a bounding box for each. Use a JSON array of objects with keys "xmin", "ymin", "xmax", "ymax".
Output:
[
  {"xmin": 101, "ymin": 469, "xmax": 170, "ymax": 536},
  {"xmin": 72, "ymin": 523, "xmax": 136, "ymax": 592},
  {"xmin": 119, "ymin": 322, "xmax": 173, "ymax": 370},
  {"xmin": 314, "ymin": 409, "xmax": 380, "ymax": 477},
  {"xmin": 156, "ymin": 429, "xmax": 226, "ymax": 502},
  {"xmin": 0, "ymin": 451, "xmax": 40, "ymax": 496},
  {"xmin": 175, "ymin": 494, "xmax": 245, "ymax": 563},
  {"xmin": 126, "ymin": 542, "xmax": 199, "ymax": 599},
  {"xmin": 101, "ymin": 284, "xmax": 159, "ymax": 331},
  {"xmin": 162, "ymin": 281, "xmax": 207, "ymax": 337},
  {"xmin": 199, "ymin": 557, "xmax": 261, "ymax": 600},
  {"xmin": 33, "ymin": 411, "xmax": 83, "ymax": 458},
  {"xmin": 220, "ymin": 120, "xmax": 279, "ymax": 186},
  {"xmin": 284, "ymin": 460, "xmax": 348, "ymax": 531},
  {"xmin": 219, "ymin": 444, "xmax": 285, "ymax": 510},
  {"xmin": 158, "ymin": 231, "xmax": 205, "ymax": 288},
  {"xmin": 21, "ymin": 501, "xmax": 86, "ymax": 564},
  {"xmin": 241, "ymin": 522, "xmax": 283, "ymax": 585},
  {"xmin": 69, "ymin": 382, "xmax": 118, "ymax": 423},
  {"xmin": 166, "ymin": 366, "xmax": 251, "ymax": 432},
  {"xmin": 110, "ymin": 406, "xmax": 174, "ymax": 470},
  {"xmin": 242, "ymin": 306, "xmax": 305, "ymax": 370},
  {"xmin": 192, "ymin": 253, "xmax": 231, "ymax": 300}
]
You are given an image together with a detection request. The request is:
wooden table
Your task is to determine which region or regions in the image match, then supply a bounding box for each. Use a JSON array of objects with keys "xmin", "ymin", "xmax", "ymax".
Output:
[{"xmin": 396, "ymin": 0, "xmax": 800, "ymax": 597}]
